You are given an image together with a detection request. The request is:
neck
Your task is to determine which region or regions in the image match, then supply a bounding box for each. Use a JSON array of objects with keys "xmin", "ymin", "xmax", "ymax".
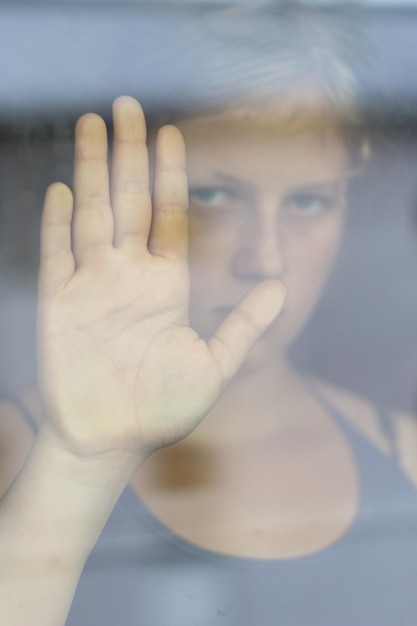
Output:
[
  {"xmin": 228, "ymin": 352, "xmax": 300, "ymax": 397},
  {"xmin": 195, "ymin": 354, "xmax": 309, "ymax": 445}
]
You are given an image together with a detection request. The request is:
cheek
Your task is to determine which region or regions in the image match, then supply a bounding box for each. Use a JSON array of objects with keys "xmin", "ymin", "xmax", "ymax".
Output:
[
  {"xmin": 188, "ymin": 221, "xmax": 233, "ymax": 314},
  {"xmin": 188, "ymin": 218, "xmax": 235, "ymax": 277},
  {"xmin": 286, "ymin": 219, "xmax": 344, "ymax": 311}
]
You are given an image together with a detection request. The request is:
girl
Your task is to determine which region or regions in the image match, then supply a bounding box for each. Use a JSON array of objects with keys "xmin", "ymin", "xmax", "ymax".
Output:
[{"xmin": 1, "ymin": 5, "xmax": 417, "ymax": 625}]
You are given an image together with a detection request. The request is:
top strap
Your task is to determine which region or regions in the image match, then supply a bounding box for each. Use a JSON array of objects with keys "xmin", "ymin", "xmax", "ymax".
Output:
[{"xmin": 0, "ymin": 388, "xmax": 38, "ymax": 434}]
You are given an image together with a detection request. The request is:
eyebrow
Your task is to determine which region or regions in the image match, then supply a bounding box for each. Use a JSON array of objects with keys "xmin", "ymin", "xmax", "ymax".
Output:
[
  {"xmin": 286, "ymin": 181, "xmax": 346, "ymax": 195},
  {"xmin": 212, "ymin": 172, "xmax": 254, "ymax": 194},
  {"xmin": 212, "ymin": 172, "xmax": 346, "ymax": 195}
]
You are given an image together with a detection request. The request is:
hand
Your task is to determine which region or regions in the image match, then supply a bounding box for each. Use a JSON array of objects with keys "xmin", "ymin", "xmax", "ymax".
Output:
[{"xmin": 37, "ymin": 96, "xmax": 286, "ymax": 461}]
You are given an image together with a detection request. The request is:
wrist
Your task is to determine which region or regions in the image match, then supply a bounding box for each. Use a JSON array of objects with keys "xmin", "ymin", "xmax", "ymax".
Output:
[{"xmin": 33, "ymin": 424, "xmax": 146, "ymax": 494}]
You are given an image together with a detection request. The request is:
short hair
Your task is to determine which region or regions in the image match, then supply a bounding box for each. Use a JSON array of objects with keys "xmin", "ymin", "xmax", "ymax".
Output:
[{"xmin": 146, "ymin": 3, "xmax": 369, "ymax": 170}]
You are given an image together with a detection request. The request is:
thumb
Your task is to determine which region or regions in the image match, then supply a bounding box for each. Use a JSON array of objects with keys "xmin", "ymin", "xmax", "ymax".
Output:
[{"xmin": 208, "ymin": 279, "xmax": 287, "ymax": 384}]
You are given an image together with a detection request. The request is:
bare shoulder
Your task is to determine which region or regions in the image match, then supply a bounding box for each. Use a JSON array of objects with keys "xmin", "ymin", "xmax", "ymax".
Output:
[
  {"xmin": 390, "ymin": 407, "xmax": 417, "ymax": 488},
  {"xmin": 309, "ymin": 376, "xmax": 391, "ymax": 455},
  {"xmin": 0, "ymin": 388, "xmax": 40, "ymax": 496},
  {"xmin": 309, "ymin": 375, "xmax": 417, "ymax": 487}
]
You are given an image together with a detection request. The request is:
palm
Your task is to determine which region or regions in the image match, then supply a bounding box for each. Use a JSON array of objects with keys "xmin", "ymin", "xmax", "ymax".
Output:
[{"xmin": 37, "ymin": 97, "xmax": 285, "ymax": 459}]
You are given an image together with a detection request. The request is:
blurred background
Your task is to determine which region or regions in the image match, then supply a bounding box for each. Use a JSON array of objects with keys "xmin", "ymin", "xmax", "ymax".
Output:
[{"xmin": 0, "ymin": 0, "xmax": 416, "ymax": 414}]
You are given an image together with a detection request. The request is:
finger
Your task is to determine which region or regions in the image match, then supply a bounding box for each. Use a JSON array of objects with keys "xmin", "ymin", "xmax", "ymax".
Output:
[
  {"xmin": 208, "ymin": 280, "xmax": 287, "ymax": 383},
  {"xmin": 111, "ymin": 97, "xmax": 152, "ymax": 252},
  {"xmin": 72, "ymin": 113, "xmax": 113, "ymax": 263},
  {"xmin": 150, "ymin": 125, "xmax": 188, "ymax": 260},
  {"xmin": 39, "ymin": 183, "xmax": 75, "ymax": 295}
]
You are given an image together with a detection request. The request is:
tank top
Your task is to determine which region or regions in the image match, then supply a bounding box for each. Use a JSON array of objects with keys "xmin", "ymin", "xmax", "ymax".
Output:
[{"xmin": 63, "ymin": 391, "xmax": 417, "ymax": 626}]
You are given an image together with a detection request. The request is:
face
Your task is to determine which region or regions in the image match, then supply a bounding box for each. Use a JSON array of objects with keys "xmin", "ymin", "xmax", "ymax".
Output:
[{"xmin": 176, "ymin": 105, "xmax": 350, "ymax": 372}]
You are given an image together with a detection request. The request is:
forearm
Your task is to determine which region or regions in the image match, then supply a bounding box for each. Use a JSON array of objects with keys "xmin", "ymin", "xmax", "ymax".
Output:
[{"xmin": 0, "ymin": 426, "xmax": 141, "ymax": 626}]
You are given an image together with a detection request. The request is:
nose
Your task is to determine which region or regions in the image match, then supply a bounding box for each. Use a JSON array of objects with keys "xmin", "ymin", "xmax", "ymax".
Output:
[{"xmin": 230, "ymin": 208, "xmax": 285, "ymax": 281}]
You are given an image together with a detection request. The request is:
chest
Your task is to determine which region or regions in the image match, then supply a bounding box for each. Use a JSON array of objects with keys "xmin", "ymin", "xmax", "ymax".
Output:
[
  {"xmin": 70, "ymin": 392, "xmax": 417, "ymax": 626},
  {"xmin": 70, "ymin": 454, "xmax": 417, "ymax": 626},
  {"xmin": 133, "ymin": 411, "xmax": 359, "ymax": 558}
]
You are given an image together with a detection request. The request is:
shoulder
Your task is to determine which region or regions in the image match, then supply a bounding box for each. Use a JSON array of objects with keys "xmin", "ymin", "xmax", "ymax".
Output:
[
  {"xmin": 308, "ymin": 376, "xmax": 417, "ymax": 487},
  {"xmin": 0, "ymin": 387, "xmax": 40, "ymax": 496},
  {"xmin": 310, "ymin": 376, "xmax": 391, "ymax": 454},
  {"xmin": 390, "ymin": 407, "xmax": 417, "ymax": 488}
]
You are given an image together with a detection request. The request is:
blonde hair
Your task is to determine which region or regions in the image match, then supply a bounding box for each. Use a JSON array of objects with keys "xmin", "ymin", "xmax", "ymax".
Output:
[{"xmin": 146, "ymin": 3, "xmax": 369, "ymax": 170}]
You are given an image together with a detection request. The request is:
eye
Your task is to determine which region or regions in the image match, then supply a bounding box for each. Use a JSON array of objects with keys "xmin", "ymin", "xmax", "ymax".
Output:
[
  {"xmin": 286, "ymin": 193, "xmax": 335, "ymax": 215},
  {"xmin": 189, "ymin": 187, "xmax": 249, "ymax": 223},
  {"xmin": 189, "ymin": 187, "xmax": 235, "ymax": 209}
]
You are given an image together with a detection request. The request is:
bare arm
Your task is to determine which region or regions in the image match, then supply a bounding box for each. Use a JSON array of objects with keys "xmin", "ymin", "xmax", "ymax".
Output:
[
  {"xmin": 0, "ymin": 97, "xmax": 285, "ymax": 625},
  {"xmin": 0, "ymin": 427, "xmax": 141, "ymax": 626}
]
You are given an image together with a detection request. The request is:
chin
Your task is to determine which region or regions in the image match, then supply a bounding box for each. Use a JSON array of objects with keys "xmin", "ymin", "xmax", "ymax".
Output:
[
  {"xmin": 236, "ymin": 316, "xmax": 304, "ymax": 377},
  {"xmin": 235, "ymin": 337, "xmax": 283, "ymax": 377}
]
